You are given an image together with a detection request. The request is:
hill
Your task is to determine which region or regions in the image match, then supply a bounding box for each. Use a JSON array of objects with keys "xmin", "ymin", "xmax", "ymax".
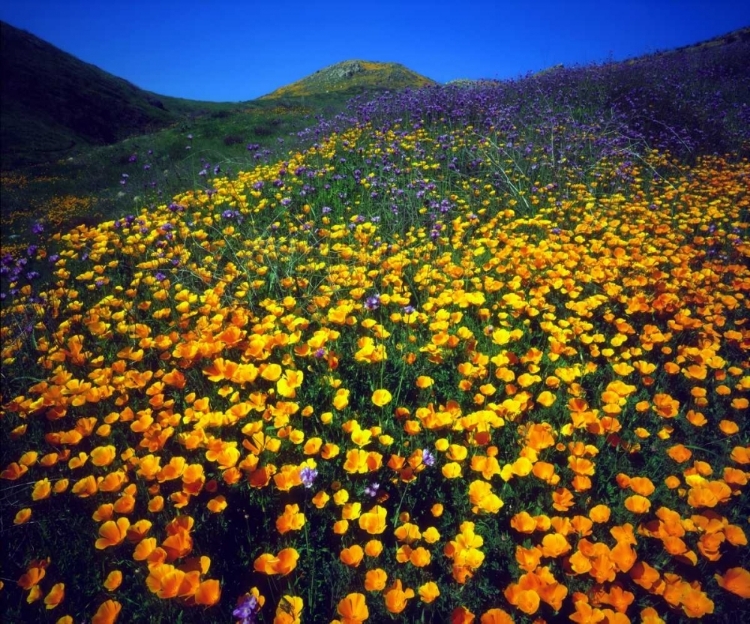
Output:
[
  {"xmin": 260, "ymin": 60, "xmax": 435, "ymax": 99},
  {"xmin": 0, "ymin": 21, "xmax": 241, "ymax": 169}
]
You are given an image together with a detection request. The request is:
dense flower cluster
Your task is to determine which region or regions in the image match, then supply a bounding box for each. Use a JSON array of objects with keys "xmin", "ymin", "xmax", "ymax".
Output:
[{"xmin": 1, "ymin": 48, "xmax": 749, "ymax": 623}]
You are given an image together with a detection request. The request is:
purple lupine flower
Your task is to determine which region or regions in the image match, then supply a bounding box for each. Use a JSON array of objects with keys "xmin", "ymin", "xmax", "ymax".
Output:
[
  {"xmin": 364, "ymin": 483, "xmax": 380, "ymax": 497},
  {"xmin": 155, "ymin": 272, "xmax": 166, "ymax": 281},
  {"xmin": 422, "ymin": 449, "xmax": 436, "ymax": 467},
  {"xmin": 128, "ymin": 153, "xmax": 137, "ymax": 163},
  {"xmin": 321, "ymin": 206, "xmax": 332, "ymax": 214},
  {"xmin": 403, "ymin": 305, "xmax": 416, "ymax": 314},
  {"xmin": 233, "ymin": 593, "xmax": 260, "ymax": 624},
  {"xmin": 31, "ymin": 222, "xmax": 44, "ymax": 235},
  {"xmin": 314, "ymin": 348, "xmax": 326, "ymax": 358},
  {"xmin": 300, "ymin": 466, "xmax": 318, "ymax": 489},
  {"xmin": 280, "ymin": 198, "xmax": 292, "ymax": 207},
  {"xmin": 364, "ymin": 294, "xmax": 381, "ymax": 311}
]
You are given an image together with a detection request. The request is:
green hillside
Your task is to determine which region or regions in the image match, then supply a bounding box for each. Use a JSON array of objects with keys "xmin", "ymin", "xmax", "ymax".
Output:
[{"xmin": 0, "ymin": 21, "xmax": 244, "ymax": 169}]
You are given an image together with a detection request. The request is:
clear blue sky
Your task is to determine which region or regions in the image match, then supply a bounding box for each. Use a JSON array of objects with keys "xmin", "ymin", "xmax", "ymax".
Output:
[{"xmin": 1, "ymin": 0, "xmax": 748, "ymax": 102}]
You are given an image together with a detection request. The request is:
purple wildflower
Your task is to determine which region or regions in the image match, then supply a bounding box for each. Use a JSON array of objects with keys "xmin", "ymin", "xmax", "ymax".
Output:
[
  {"xmin": 233, "ymin": 593, "xmax": 260, "ymax": 624},
  {"xmin": 300, "ymin": 466, "xmax": 318, "ymax": 489},
  {"xmin": 364, "ymin": 294, "xmax": 381, "ymax": 311},
  {"xmin": 364, "ymin": 483, "xmax": 380, "ymax": 497},
  {"xmin": 422, "ymin": 449, "xmax": 436, "ymax": 467}
]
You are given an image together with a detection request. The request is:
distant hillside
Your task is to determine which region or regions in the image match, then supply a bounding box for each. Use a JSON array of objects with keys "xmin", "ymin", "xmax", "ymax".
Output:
[
  {"xmin": 0, "ymin": 21, "xmax": 184, "ymax": 169},
  {"xmin": 261, "ymin": 60, "xmax": 435, "ymax": 99}
]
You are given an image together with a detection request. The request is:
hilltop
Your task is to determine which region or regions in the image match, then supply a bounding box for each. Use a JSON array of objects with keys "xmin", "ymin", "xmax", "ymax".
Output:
[{"xmin": 260, "ymin": 60, "xmax": 435, "ymax": 99}]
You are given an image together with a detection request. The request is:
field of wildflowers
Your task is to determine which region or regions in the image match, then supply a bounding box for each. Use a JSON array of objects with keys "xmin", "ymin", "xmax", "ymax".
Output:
[{"xmin": 1, "ymin": 34, "xmax": 749, "ymax": 624}]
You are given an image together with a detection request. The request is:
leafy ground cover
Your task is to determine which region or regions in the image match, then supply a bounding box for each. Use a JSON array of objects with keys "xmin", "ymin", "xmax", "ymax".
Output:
[{"xmin": 1, "ymin": 35, "xmax": 749, "ymax": 624}]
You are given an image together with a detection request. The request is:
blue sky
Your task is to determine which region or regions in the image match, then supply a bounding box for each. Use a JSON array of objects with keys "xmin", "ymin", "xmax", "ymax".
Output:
[{"xmin": 1, "ymin": 0, "xmax": 748, "ymax": 102}]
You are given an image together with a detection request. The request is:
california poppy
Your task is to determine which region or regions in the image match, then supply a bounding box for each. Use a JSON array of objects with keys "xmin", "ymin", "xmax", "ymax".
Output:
[
  {"xmin": 95, "ymin": 517, "xmax": 130, "ymax": 550},
  {"xmin": 383, "ymin": 580, "xmax": 414, "ymax": 614},
  {"xmin": 91, "ymin": 599, "xmax": 122, "ymax": 624},
  {"xmin": 337, "ymin": 592, "xmax": 369, "ymax": 623}
]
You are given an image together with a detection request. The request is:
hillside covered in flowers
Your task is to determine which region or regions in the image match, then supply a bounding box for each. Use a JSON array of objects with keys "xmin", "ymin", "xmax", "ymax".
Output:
[{"xmin": 1, "ymin": 33, "xmax": 749, "ymax": 623}]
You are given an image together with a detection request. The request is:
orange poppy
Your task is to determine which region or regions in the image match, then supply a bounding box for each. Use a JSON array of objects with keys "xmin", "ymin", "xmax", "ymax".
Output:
[
  {"xmin": 364, "ymin": 569, "xmax": 388, "ymax": 592},
  {"xmin": 340, "ymin": 545, "xmax": 364, "ymax": 567},
  {"xmin": 104, "ymin": 570, "xmax": 123, "ymax": 591},
  {"xmin": 568, "ymin": 550, "xmax": 593, "ymax": 575},
  {"xmin": 715, "ymin": 567, "xmax": 750, "ymax": 598},
  {"xmin": 589, "ymin": 504, "xmax": 611, "ymax": 523},
  {"xmin": 91, "ymin": 599, "xmax": 122, "ymax": 624},
  {"xmin": 95, "ymin": 517, "xmax": 130, "ymax": 550},
  {"xmin": 384, "ymin": 579, "xmax": 414, "ymax": 614},
  {"xmin": 640, "ymin": 607, "xmax": 666, "ymax": 624},
  {"xmin": 194, "ymin": 579, "xmax": 221, "ymax": 606},
  {"xmin": 371, "ymin": 389, "xmax": 392, "ymax": 407},
  {"xmin": 14, "ymin": 508, "xmax": 32, "ymax": 525},
  {"xmin": 516, "ymin": 546, "xmax": 543, "ymax": 572},
  {"xmin": 630, "ymin": 561, "xmax": 661, "ymax": 591},
  {"xmin": 451, "ymin": 606, "xmax": 475, "ymax": 624},
  {"xmin": 418, "ymin": 581, "xmax": 440, "ymax": 604},
  {"xmin": 552, "ymin": 488, "xmax": 574, "ymax": 512},
  {"xmin": 510, "ymin": 511, "xmax": 537, "ymax": 534},
  {"xmin": 358, "ymin": 505, "xmax": 387, "ymax": 535},
  {"xmin": 504, "ymin": 585, "xmax": 540, "ymax": 615},
  {"xmin": 409, "ymin": 547, "xmax": 431, "ymax": 567},
  {"xmin": 624, "ymin": 495, "xmax": 651, "ymax": 514},
  {"xmin": 480, "ymin": 608, "xmax": 514, "ymax": 624},
  {"xmin": 90, "ymin": 445, "xmax": 117, "ymax": 467},
  {"xmin": 126, "ymin": 519, "xmax": 152, "ymax": 542},
  {"xmin": 207, "ymin": 496, "xmax": 228, "ymax": 513},
  {"xmin": 364, "ymin": 539, "xmax": 383, "ymax": 557},
  {"xmin": 541, "ymin": 534, "xmax": 571, "ymax": 558},
  {"xmin": 666, "ymin": 444, "xmax": 692, "ymax": 463},
  {"xmin": 629, "ymin": 476, "xmax": 655, "ymax": 496},
  {"xmin": 337, "ymin": 592, "xmax": 369, "ymax": 623},
  {"xmin": 41, "ymin": 582, "xmax": 64, "ymax": 609}
]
